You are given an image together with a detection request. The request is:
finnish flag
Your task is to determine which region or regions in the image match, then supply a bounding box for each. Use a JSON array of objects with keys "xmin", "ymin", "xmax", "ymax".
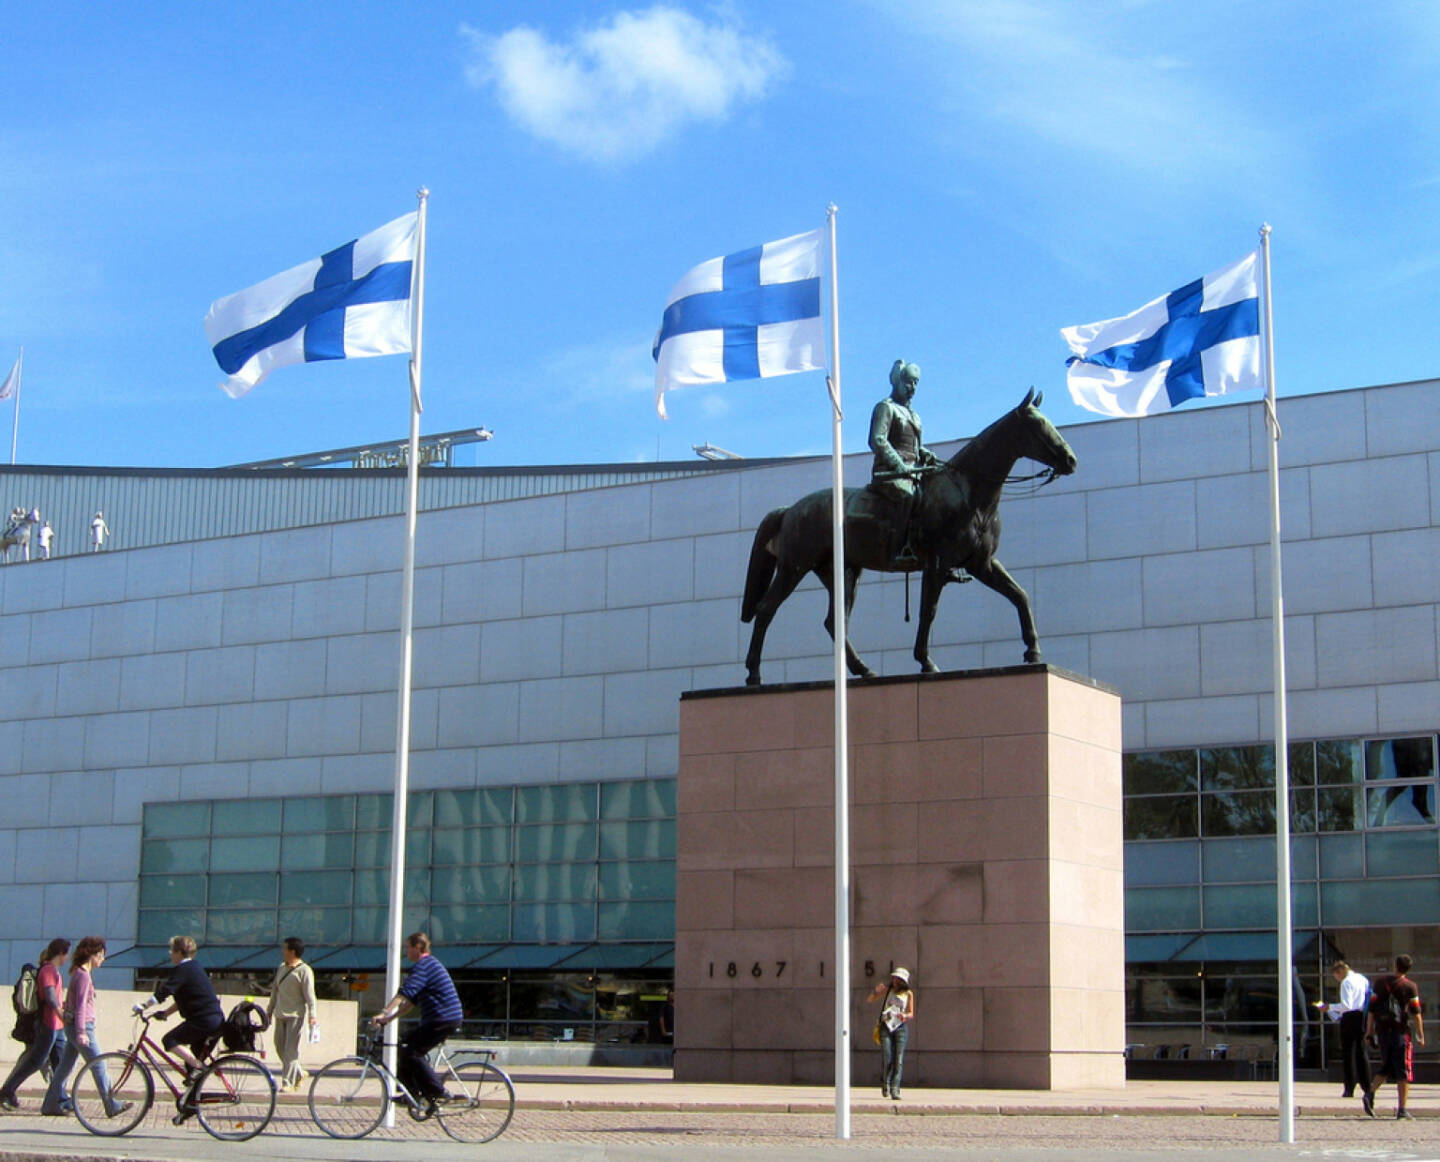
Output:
[
  {"xmin": 1062, "ymin": 250, "xmax": 1262, "ymax": 418},
  {"xmin": 204, "ymin": 212, "xmax": 417, "ymax": 399},
  {"xmin": 652, "ymin": 228, "xmax": 826, "ymax": 419}
]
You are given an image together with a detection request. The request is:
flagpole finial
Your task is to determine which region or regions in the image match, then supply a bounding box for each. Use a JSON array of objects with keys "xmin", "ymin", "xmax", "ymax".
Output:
[
  {"xmin": 417, "ymin": 187, "xmax": 430, "ymax": 202},
  {"xmin": 1259, "ymin": 222, "xmax": 1272, "ymax": 239}
]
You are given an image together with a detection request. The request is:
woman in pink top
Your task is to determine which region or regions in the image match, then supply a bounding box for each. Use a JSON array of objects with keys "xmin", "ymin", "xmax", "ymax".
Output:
[
  {"xmin": 0, "ymin": 938, "xmax": 68, "ymax": 1111},
  {"xmin": 44, "ymin": 937, "xmax": 127, "ymax": 1118}
]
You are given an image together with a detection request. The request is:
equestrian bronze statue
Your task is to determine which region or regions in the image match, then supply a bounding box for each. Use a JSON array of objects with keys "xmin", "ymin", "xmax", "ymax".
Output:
[{"xmin": 740, "ymin": 387, "xmax": 1077, "ymax": 686}]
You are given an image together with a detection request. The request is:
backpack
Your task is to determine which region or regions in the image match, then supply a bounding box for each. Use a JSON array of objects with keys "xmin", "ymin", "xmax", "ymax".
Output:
[
  {"xmin": 220, "ymin": 999, "xmax": 271, "ymax": 1052},
  {"xmin": 10, "ymin": 964, "xmax": 39, "ymax": 1045},
  {"xmin": 12, "ymin": 964, "xmax": 38, "ymax": 1016}
]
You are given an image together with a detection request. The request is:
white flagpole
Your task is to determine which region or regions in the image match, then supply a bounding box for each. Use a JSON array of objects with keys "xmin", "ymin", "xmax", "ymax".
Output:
[
  {"xmin": 825, "ymin": 203, "xmax": 852, "ymax": 1141},
  {"xmin": 9, "ymin": 347, "xmax": 21, "ymax": 465},
  {"xmin": 382, "ymin": 187, "xmax": 429, "ymax": 1124},
  {"xmin": 1260, "ymin": 223, "xmax": 1294, "ymax": 1144}
]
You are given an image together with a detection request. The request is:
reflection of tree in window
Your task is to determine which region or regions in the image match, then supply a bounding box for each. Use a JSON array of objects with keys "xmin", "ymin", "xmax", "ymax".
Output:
[
  {"xmin": 1124, "ymin": 795, "xmax": 1198, "ymax": 840},
  {"xmin": 1201, "ymin": 746, "xmax": 1274, "ymax": 791},
  {"xmin": 1366, "ymin": 737, "xmax": 1437, "ymax": 826},
  {"xmin": 1316, "ymin": 740, "xmax": 1363, "ymax": 785},
  {"xmin": 1203, "ymin": 791, "xmax": 1274, "ymax": 836}
]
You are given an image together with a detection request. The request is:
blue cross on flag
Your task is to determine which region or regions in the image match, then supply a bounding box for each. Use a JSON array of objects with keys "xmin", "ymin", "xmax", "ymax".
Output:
[
  {"xmin": 652, "ymin": 228, "xmax": 826, "ymax": 418},
  {"xmin": 1062, "ymin": 250, "xmax": 1262, "ymax": 418},
  {"xmin": 204, "ymin": 212, "xmax": 417, "ymax": 398}
]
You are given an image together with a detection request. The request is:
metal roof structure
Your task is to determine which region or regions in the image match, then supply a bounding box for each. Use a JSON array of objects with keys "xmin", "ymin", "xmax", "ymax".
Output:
[{"xmin": 0, "ymin": 456, "xmax": 801, "ymax": 560}]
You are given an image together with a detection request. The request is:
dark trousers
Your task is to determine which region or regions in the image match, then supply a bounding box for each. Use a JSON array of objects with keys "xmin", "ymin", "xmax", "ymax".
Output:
[
  {"xmin": 1338, "ymin": 1011, "xmax": 1371, "ymax": 1095},
  {"xmin": 1, "ymin": 1024, "xmax": 64, "ymax": 1103},
  {"xmin": 397, "ymin": 1020, "xmax": 460, "ymax": 1101}
]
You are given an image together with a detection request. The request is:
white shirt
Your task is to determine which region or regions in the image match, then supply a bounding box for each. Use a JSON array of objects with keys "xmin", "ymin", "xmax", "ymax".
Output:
[{"xmin": 1329, "ymin": 969, "xmax": 1370, "ymax": 1019}]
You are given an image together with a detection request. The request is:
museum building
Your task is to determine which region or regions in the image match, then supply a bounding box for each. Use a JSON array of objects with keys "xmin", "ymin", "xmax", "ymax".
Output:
[{"xmin": 0, "ymin": 377, "xmax": 1435, "ymax": 1069}]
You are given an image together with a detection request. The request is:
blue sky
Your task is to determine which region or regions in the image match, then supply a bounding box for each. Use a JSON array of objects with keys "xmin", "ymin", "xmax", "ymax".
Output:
[{"xmin": 2, "ymin": 1, "xmax": 1437, "ymax": 469}]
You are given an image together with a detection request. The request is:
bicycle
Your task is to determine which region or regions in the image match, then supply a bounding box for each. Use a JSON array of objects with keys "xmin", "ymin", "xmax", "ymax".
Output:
[
  {"xmin": 69, "ymin": 1009, "xmax": 276, "ymax": 1141},
  {"xmin": 308, "ymin": 1028, "xmax": 515, "ymax": 1143}
]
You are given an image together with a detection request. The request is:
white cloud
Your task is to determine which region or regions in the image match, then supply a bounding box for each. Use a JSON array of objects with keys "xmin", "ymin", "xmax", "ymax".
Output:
[{"xmin": 462, "ymin": 7, "xmax": 787, "ymax": 164}]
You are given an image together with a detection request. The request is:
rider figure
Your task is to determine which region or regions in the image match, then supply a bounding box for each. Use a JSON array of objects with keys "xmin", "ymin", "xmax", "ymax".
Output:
[
  {"xmin": 868, "ymin": 359, "xmax": 939, "ymax": 569},
  {"xmin": 372, "ymin": 932, "xmax": 463, "ymax": 1109}
]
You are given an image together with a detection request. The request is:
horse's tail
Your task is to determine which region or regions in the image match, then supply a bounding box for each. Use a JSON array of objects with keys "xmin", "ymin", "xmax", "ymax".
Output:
[{"xmin": 740, "ymin": 507, "xmax": 787, "ymax": 623}]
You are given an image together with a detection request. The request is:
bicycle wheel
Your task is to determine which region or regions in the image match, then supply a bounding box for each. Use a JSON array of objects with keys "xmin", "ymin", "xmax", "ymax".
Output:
[
  {"xmin": 71, "ymin": 1051, "xmax": 153, "ymax": 1136},
  {"xmin": 192, "ymin": 1053, "xmax": 276, "ymax": 1141},
  {"xmin": 436, "ymin": 1059, "xmax": 515, "ymax": 1144},
  {"xmin": 307, "ymin": 1056, "xmax": 390, "ymax": 1139}
]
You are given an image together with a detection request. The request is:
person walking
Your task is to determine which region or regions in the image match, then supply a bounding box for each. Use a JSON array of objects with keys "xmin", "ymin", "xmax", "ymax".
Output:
[
  {"xmin": 266, "ymin": 936, "xmax": 318, "ymax": 1091},
  {"xmin": 371, "ymin": 933, "xmax": 463, "ymax": 1109},
  {"xmin": 0, "ymin": 938, "xmax": 69, "ymax": 1111},
  {"xmin": 89, "ymin": 511, "xmax": 109, "ymax": 551},
  {"xmin": 1318, "ymin": 960, "xmax": 1371, "ymax": 1098},
  {"xmin": 866, "ymin": 967, "xmax": 916, "ymax": 1100},
  {"xmin": 1364, "ymin": 953, "xmax": 1425, "ymax": 1119},
  {"xmin": 43, "ymin": 937, "xmax": 129, "ymax": 1118}
]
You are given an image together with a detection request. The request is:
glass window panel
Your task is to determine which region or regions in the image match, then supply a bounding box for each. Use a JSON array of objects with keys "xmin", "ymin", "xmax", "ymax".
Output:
[
  {"xmin": 600, "ymin": 779, "xmax": 677, "ymax": 820},
  {"xmin": 432, "ymin": 865, "xmax": 512, "ymax": 904},
  {"xmin": 514, "ymin": 863, "xmax": 597, "ymax": 902},
  {"xmin": 1287, "ymin": 741, "xmax": 1316, "ymax": 786},
  {"xmin": 509, "ymin": 974, "xmax": 595, "ymax": 1022},
  {"xmin": 518, "ymin": 783, "xmax": 597, "ymax": 824},
  {"xmin": 1316, "ymin": 739, "xmax": 1364, "ymax": 785},
  {"xmin": 599, "ymin": 860, "xmax": 676, "ymax": 900},
  {"xmin": 1365, "ymin": 831, "xmax": 1440, "ymax": 878},
  {"xmin": 1319, "ymin": 834, "xmax": 1364, "ymax": 879},
  {"xmin": 404, "ymin": 868, "xmax": 429, "ymax": 905},
  {"xmin": 1202, "ymin": 791, "xmax": 1274, "ymax": 837},
  {"xmin": 211, "ymin": 835, "xmax": 279, "ymax": 872},
  {"xmin": 207, "ymin": 909, "xmax": 276, "ymax": 944},
  {"xmin": 430, "ymin": 904, "xmax": 509, "ymax": 943},
  {"xmin": 213, "ymin": 798, "xmax": 281, "ymax": 836},
  {"xmin": 1201, "ymin": 838, "xmax": 1274, "ymax": 883},
  {"xmin": 511, "ymin": 902, "xmax": 596, "ymax": 943},
  {"xmin": 1124, "ymin": 886, "xmax": 1201, "ymax": 931},
  {"xmin": 351, "ymin": 908, "xmax": 388, "ymax": 943},
  {"xmin": 516, "ymin": 823, "xmax": 596, "ymax": 862},
  {"xmin": 281, "ymin": 832, "xmax": 355, "ymax": 871},
  {"xmin": 1290, "ymin": 835, "xmax": 1317, "ymax": 880},
  {"xmin": 1126, "ymin": 976, "xmax": 1204, "ymax": 1023},
  {"xmin": 432, "ymin": 826, "xmax": 510, "ymax": 866},
  {"xmin": 277, "ymin": 907, "xmax": 352, "ymax": 944},
  {"xmin": 209, "ymin": 872, "xmax": 277, "ymax": 909},
  {"xmin": 406, "ymin": 829, "xmax": 431, "ymax": 865},
  {"xmin": 140, "ymin": 874, "xmax": 208, "ymax": 908},
  {"xmin": 144, "ymin": 802, "xmax": 210, "ymax": 838},
  {"xmin": 433, "ymin": 787, "xmax": 512, "ymax": 828},
  {"xmin": 1124, "ymin": 796, "xmax": 1198, "ymax": 841},
  {"xmin": 1200, "ymin": 746, "xmax": 1275, "ymax": 791},
  {"xmin": 1321, "ymin": 878, "xmax": 1440, "ymax": 927},
  {"xmin": 1366, "ymin": 785, "xmax": 1436, "ymax": 828},
  {"xmin": 1289, "ymin": 789, "xmax": 1316, "ymax": 833},
  {"xmin": 598, "ymin": 900, "xmax": 674, "ymax": 941},
  {"xmin": 283, "ymin": 795, "xmax": 355, "ymax": 832},
  {"xmin": 279, "ymin": 870, "xmax": 353, "ymax": 907},
  {"xmin": 599, "ymin": 820, "xmax": 675, "ymax": 861},
  {"xmin": 1202, "ymin": 883, "xmax": 1278, "ymax": 928},
  {"xmin": 141, "ymin": 838, "xmax": 208, "ymax": 874},
  {"xmin": 353, "ymin": 869, "xmax": 389, "ymax": 907},
  {"xmin": 407, "ymin": 792, "xmax": 434, "ymax": 829},
  {"xmin": 354, "ymin": 831, "xmax": 392, "ymax": 867},
  {"xmin": 356, "ymin": 794, "xmax": 392, "ymax": 830},
  {"xmin": 1366, "ymin": 737, "xmax": 1437, "ymax": 782},
  {"xmin": 1292, "ymin": 883, "xmax": 1318, "ymax": 927},
  {"xmin": 1317, "ymin": 786, "xmax": 1362, "ymax": 832},
  {"xmin": 138, "ymin": 909, "xmax": 203, "ymax": 945},
  {"xmin": 1123, "ymin": 750, "xmax": 1198, "ymax": 796}
]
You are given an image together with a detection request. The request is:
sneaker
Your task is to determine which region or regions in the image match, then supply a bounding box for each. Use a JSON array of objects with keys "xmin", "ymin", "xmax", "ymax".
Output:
[
  {"xmin": 892, "ymin": 1092, "xmax": 902, "ymax": 1100},
  {"xmin": 106, "ymin": 1101, "xmax": 133, "ymax": 1119},
  {"xmin": 881, "ymin": 1089, "xmax": 890, "ymax": 1099},
  {"xmin": 1397, "ymin": 1109, "xmax": 1413, "ymax": 1120},
  {"xmin": 0, "ymin": 1095, "xmax": 18, "ymax": 1112},
  {"xmin": 1362, "ymin": 1091, "xmax": 1375, "ymax": 1117}
]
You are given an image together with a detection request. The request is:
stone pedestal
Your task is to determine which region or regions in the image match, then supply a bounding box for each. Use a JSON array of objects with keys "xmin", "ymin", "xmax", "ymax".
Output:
[{"xmin": 674, "ymin": 665, "xmax": 1124, "ymax": 1089}]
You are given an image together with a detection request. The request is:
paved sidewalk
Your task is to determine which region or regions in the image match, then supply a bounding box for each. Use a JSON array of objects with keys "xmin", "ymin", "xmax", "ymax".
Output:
[{"xmin": 0, "ymin": 1069, "xmax": 1428, "ymax": 1162}]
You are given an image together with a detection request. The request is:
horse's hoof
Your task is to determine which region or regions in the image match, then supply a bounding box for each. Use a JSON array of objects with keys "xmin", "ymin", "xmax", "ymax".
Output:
[
  {"xmin": 745, "ymin": 674, "xmax": 762, "ymax": 687},
  {"xmin": 919, "ymin": 660, "xmax": 939, "ymax": 674},
  {"xmin": 857, "ymin": 668, "xmax": 878, "ymax": 681},
  {"xmin": 1024, "ymin": 649, "xmax": 1042, "ymax": 664}
]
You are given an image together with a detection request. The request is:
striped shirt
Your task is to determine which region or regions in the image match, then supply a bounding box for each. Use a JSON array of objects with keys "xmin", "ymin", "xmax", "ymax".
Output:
[{"xmin": 399, "ymin": 954, "xmax": 463, "ymax": 1026}]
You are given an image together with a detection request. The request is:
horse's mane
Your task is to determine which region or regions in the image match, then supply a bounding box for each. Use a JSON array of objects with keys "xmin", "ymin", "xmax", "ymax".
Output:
[{"xmin": 946, "ymin": 401, "xmax": 1025, "ymax": 478}]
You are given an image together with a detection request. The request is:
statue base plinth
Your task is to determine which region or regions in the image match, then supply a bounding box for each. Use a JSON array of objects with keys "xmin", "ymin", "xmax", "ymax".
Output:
[{"xmin": 674, "ymin": 665, "xmax": 1124, "ymax": 1090}]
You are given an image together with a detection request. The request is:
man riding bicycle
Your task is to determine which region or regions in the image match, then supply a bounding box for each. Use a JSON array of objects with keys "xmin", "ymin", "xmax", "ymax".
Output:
[
  {"xmin": 371, "ymin": 933, "xmax": 463, "ymax": 1106},
  {"xmin": 135, "ymin": 935, "xmax": 223, "ymax": 1081}
]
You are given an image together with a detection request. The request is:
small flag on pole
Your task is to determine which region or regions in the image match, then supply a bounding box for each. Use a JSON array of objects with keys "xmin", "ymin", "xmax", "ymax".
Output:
[
  {"xmin": 1062, "ymin": 250, "xmax": 1261, "ymax": 418},
  {"xmin": 0, "ymin": 350, "xmax": 20, "ymax": 401},
  {"xmin": 204, "ymin": 212, "xmax": 417, "ymax": 399},
  {"xmin": 652, "ymin": 228, "xmax": 825, "ymax": 418}
]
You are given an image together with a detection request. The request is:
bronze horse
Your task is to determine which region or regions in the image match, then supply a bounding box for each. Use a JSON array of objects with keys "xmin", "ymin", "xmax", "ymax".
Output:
[{"xmin": 741, "ymin": 390, "xmax": 1077, "ymax": 686}]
